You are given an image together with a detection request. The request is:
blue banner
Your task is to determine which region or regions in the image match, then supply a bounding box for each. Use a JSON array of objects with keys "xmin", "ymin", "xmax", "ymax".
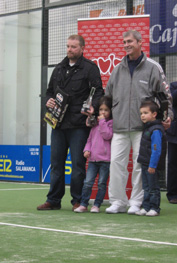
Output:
[
  {"xmin": 145, "ymin": 0, "xmax": 177, "ymax": 55},
  {"xmin": 42, "ymin": 145, "xmax": 72, "ymax": 184},
  {"xmin": 0, "ymin": 145, "xmax": 40, "ymax": 182}
]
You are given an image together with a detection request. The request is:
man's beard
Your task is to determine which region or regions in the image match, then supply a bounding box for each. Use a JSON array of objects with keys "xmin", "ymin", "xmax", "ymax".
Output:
[{"xmin": 67, "ymin": 52, "xmax": 80, "ymax": 61}]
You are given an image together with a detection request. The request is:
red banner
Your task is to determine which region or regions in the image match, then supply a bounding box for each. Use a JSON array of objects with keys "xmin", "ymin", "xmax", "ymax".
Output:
[
  {"xmin": 78, "ymin": 15, "xmax": 149, "ymax": 88},
  {"xmin": 78, "ymin": 16, "xmax": 150, "ymax": 201}
]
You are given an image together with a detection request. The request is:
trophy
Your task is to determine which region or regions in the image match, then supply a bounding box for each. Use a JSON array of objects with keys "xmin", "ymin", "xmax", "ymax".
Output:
[
  {"xmin": 153, "ymin": 92, "xmax": 168, "ymax": 121},
  {"xmin": 44, "ymin": 87, "xmax": 70, "ymax": 129},
  {"xmin": 81, "ymin": 87, "xmax": 96, "ymax": 113},
  {"xmin": 87, "ymin": 115, "xmax": 97, "ymax": 127}
]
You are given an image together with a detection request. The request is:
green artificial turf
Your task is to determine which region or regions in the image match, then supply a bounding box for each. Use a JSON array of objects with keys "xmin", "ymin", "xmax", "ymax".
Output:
[{"xmin": 0, "ymin": 181, "xmax": 177, "ymax": 263}]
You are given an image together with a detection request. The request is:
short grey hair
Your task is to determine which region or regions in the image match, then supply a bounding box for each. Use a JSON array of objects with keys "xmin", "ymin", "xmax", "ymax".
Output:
[{"xmin": 123, "ymin": 30, "xmax": 142, "ymax": 41}]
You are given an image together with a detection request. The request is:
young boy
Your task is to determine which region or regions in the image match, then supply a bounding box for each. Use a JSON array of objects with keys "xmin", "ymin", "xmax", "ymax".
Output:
[{"xmin": 136, "ymin": 99, "xmax": 167, "ymax": 216}]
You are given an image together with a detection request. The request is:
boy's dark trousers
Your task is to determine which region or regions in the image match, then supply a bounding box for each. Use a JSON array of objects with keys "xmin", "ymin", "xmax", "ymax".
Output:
[{"xmin": 141, "ymin": 165, "xmax": 161, "ymax": 213}]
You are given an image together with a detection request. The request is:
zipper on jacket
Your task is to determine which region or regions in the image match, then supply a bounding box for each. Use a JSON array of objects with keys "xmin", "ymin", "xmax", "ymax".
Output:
[
  {"xmin": 129, "ymin": 73, "xmax": 132, "ymax": 131},
  {"xmin": 128, "ymin": 58, "xmax": 144, "ymax": 131}
]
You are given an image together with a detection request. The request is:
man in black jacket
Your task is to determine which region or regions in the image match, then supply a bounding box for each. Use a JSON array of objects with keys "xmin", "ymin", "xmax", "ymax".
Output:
[
  {"xmin": 37, "ymin": 35, "xmax": 103, "ymax": 211},
  {"xmin": 166, "ymin": 82, "xmax": 177, "ymax": 204}
]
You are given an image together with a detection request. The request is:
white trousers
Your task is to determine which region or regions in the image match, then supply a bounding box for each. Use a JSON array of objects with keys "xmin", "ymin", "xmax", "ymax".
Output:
[{"xmin": 109, "ymin": 132, "xmax": 144, "ymax": 207}]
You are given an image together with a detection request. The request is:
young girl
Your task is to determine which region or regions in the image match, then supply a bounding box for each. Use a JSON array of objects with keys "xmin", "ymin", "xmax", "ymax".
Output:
[{"xmin": 74, "ymin": 95, "xmax": 113, "ymax": 213}]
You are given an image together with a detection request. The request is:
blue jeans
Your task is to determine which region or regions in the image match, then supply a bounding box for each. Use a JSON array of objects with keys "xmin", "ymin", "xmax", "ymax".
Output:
[
  {"xmin": 141, "ymin": 165, "xmax": 161, "ymax": 213},
  {"xmin": 80, "ymin": 162, "xmax": 110, "ymax": 208},
  {"xmin": 46, "ymin": 128, "xmax": 90, "ymax": 206}
]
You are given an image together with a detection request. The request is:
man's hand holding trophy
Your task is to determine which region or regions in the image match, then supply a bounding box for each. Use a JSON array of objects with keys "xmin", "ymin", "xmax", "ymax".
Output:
[{"xmin": 81, "ymin": 87, "xmax": 97, "ymax": 127}]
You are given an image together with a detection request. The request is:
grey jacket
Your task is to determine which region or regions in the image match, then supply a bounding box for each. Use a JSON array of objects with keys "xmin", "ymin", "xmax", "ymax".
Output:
[{"xmin": 105, "ymin": 53, "xmax": 173, "ymax": 133}]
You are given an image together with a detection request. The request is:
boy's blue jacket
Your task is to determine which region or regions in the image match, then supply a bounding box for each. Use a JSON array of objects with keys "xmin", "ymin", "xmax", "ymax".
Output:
[{"xmin": 137, "ymin": 120, "xmax": 167, "ymax": 170}]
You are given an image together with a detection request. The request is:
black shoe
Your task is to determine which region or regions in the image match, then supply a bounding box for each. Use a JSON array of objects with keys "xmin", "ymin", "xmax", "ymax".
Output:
[
  {"xmin": 72, "ymin": 202, "xmax": 80, "ymax": 211},
  {"xmin": 37, "ymin": 202, "xmax": 61, "ymax": 210},
  {"xmin": 169, "ymin": 199, "xmax": 177, "ymax": 204}
]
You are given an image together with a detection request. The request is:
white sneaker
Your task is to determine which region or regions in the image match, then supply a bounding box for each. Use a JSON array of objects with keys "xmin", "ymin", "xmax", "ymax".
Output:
[
  {"xmin": 146, "ymin": 209, "xmax": 159, "ymax": 217},
  {"xmin": 90, "ymin": 206, "xmax": 100, "ymax": 213},
  {"xmin": 127, "ymin": 205, "xmax": 140, "ymax": 214},
  {"xmin": 105, "ymin": 204, "xmax": 126, "ymax": 214},
  {"xmin": 135, "ymin": 208, "xmax": 147, "ymax": 216},
  {"xmin": 74, "ymin": 205, "xmax": 88, "ymax": 213}
]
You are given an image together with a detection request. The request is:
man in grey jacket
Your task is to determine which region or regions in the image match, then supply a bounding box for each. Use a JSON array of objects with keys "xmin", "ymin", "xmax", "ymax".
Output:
[{"xmin": 105, "ymin": 30, "xmax": 173, "ymax": 214}]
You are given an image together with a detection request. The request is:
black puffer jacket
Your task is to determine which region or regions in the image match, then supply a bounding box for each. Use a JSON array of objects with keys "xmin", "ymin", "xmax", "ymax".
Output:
[
  {"xmin": 46, "ymin": 55, "xmax": 104, "ymax": 129},
  {"xmin": 137, "ymin": 120, "xmax": 167, "ymax": 170}
]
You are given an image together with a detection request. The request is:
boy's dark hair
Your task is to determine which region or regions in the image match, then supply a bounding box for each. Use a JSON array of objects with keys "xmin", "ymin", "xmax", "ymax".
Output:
[
  {"xmin": 140, "ymin": 99, "xmax": 159, "ymax": 114},
  {"xmin": 99, "ymin": 95, "xmax": 112, "ymax": 118}
]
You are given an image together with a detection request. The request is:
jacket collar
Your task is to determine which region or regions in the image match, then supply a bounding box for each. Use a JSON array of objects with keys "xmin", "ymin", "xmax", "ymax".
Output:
[
  {"xmin": 60, "ymin": 54, "xmax": 84, "ymax": 69},
  {"xmin": 144, "ymin": 119, "xmax": 162, "ymax": 129},
  {"xmin": 127, "ymin": 52, "xmax": 144, "ymax": 65},
  {"xmin": 122, "ymin": 52, "xmax": 147, "ymax": 68}
]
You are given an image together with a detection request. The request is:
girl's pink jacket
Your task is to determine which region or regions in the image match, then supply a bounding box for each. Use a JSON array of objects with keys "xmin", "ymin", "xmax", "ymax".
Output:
[{"xmin": 84, "ymin": 118, "xmax": 113, "ymax": 162}]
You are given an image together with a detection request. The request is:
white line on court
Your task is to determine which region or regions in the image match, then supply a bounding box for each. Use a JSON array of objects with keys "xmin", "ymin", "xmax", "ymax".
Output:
[
  {"xmin": 0, "ymin": 222, "xmax": 177, "ymax": 247},
  {"xmin": 0, "ymin": 183, "xmax": 70, "ymax": 191},
  {"xmin": 0, "ymin": 188, "xmax": 49, "ymax": 191}
]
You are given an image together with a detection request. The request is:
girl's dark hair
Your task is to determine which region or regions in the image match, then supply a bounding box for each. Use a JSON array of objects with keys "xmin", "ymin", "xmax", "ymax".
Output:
[{"xmin": 99, "ymin": 95, "xmax": 112, "ymax": 119}]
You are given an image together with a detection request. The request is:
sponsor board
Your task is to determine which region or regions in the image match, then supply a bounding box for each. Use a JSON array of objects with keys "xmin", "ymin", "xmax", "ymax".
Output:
[
  {"xmin": 0, "ymin": 145, "xmax": 40, "ymax": 182},
  {"xmin": 42, "ymin": 145, "xmax": 72, "ymax": 183},
  {"xmin": 145, "ymin": 0, "xmax": 177, "ymax": 55}
]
